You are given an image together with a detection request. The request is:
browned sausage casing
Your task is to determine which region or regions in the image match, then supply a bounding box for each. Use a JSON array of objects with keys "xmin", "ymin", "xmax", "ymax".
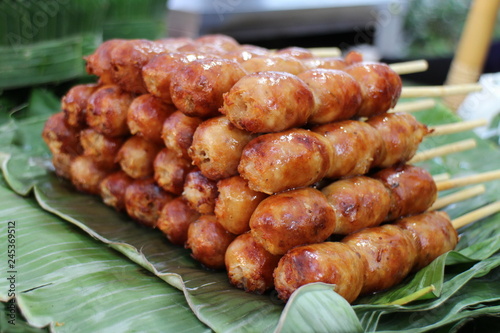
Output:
[
  {"xmin": 86, "ymin": 85, "xmax": 134, "ymax": 137},
  {"xmin": 250, "ymin": 187, "xmax": 336, "ymax": 255},
  {"xmin": 321, "ymin": 176, "xmax": 392, "ymax": 235},
  {"xmin": 42, "ymin": 112, "xmax": 83, "ymax": 156},
  {"xmin": 154, "ymin": 148, "xmax": 192, "ymax": 195},
  {"xmin": 189, "ymin": 116, "xmax": 257, "ymax": 181},
  {"xmin": 142, "ymin": 52, "xmax": 211, "ymax": 103},
  {"xmin": 240, "ymin": 55, "xmax": 307, "ymax": 75},
  {"xmin": 182, "ymin": 169, "xmax": 219, "ymax": 215},
  {"xmin": 275, "ymin": 47, "xmax": 314, "ymax": 59},
  {"xmin": 274, "ymin": 242, "xmax": 365, "ymax": 303},
  {"xmin": 220, "ymin": 71, "xmax": 315, "ymax": 133},
  {"xmin": 61, "ymin": 83, "xmax": 99, "ymax": 128},
  {"xmin": 367, "ymin": 113, "xmax": 430, "ymax": 168},
  {"xmin": 312, "ymin": 121, "xmax": 384, "ymax": 179},
  {"xmin": 124, "ymin": 178, "xmax": 174, "ymax": 227},
  {"xmin": 51, "ymin": 152, "xmax": 73, "ymax": 179},
  {"xmin": 214, "ymin": 176, "xmax": 268, "ymax": 235},
  {"xmin": 345, "ymin": 62, "xmax": 402, "ymax": 117},
  {"xmin": 109, "ymin": 39, "xmax": 173, "ymax": 94},
  {"xmin": 395, "ymin": 211, "xmax": 458, "ymax": 270},
  {"xmin": 70, "ymin": 155, "xmax": 111, "ymax": 195},
  {"xmin": 298, "ymin": 69, "xmax": 362, "ymax": 125},
  {"xmin": 85, "ymin": 39, "xmax": 125, "ymax": 85},
  {"xmin": 194, "ymin": 34, "xmax": 240, "ymax": 52},
  {"xmin": 157, "ymin": 197, "xmax": 200, "ymax": 246},
  {"xmin": 99, "ymin": 170, "xmax": 134, "ymax": 211},
  {"xmin": 154, "ymin": 37, "xmax": 194, "ymax": 52},
  {"xmin": 302, "ymin": 57, "xmax": 347, "ymax": 71},
  {"xmin": 222, "ymin": 45, "xmax": 270, "ymax": 63},
  {"xmin": 239, "ymin": 129, "xmax": 333, "ymax": 194},
  {"xmin": 127, "ymin": 94, "xmax": 176, "ymax": 143},
  {"xmin": 170, "ymin": 58, "xmax": 247, "ymax": 118},
  {"xmin": 80, "ymin": 128, "xmax": 124, "ymax": 169},
  {"xmin": 116, "ymin": 136, "xmax": 163, "ymax": 179},
  {"xmin": 372, "ymin": 164, "xmax": 437, "ymax": 220},
  {"xmin": 225, "ymin": 232, "xmax": 282, "ymax": 294},
  {"xmin": 186, "ymin": 215, "xmax": 236, "ymax": 270},
  {"xmin": 342, "ymin": 224, "xmax": 418, "ymax": 295},
  {"xmin": 161, "ymin": 110, "xmax": 203, "ymax": 160}
]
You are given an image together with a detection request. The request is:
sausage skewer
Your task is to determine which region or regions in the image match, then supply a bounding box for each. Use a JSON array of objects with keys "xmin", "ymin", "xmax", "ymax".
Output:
[
  {"xmin": 250, "ymin": 166, "xmax": 500, "ymax": 256},
  {"xmin": 429, "ymin": 184, "xmax": 485, "ymax": 211},
  {"xmin": 274, "ymin": 201, "xmax": 500, "ymax": 303},
  {"xmin": 238, "ymin": 112, "xmax": 479, "ymax": 194},
  {"xmin": 220, "ymin": 64, "xmax": 401, "ymax": 133}
]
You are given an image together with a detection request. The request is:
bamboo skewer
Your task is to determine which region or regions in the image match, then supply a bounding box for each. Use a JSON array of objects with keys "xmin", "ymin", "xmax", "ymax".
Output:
[
  {"xmin": 401, "ymin": 84, "xmax": 482, "ymax": 98},
  {"xmin": 390, "ymin": 99, "xmax": 436, "ymax": 113},
  {"xmin": 436, "ymin": 170, "xmax": 500, "ymax": 191},
  {"xmin": 389, "ymin": 60, "xmax": 429, "ymax": 75},
  {"xmin": 429, "ymin": 119, "xmax": 488, "ymax": 137},
  {"xmin": 430, "ymin": 185, "xmax": 486, "ymax": 211},
  {"xmin": 433, "ymin": 173, "xmax": 451, "ymax": 182},
  {"xmin": 307, "ymin": 47, "xmax": 342, "ymax": 58},
  {"xmin": 305, "ymin": 46, "xmax": 428, "ymax": 75},
  {"xmin": 452, "ymin": 200, "xmax": 500, "ymax": 229},
  {"xmin": 410, "ymin": 139, "xmax": 477, "ymax": 164}
]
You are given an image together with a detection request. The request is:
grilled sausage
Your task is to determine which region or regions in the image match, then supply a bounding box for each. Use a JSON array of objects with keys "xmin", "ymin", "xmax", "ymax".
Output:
[
  {"xmin": 188, "ymin": 116, "xmax": 257, "ymax": 181},
  {"xmin": 322, "ymin": 176, "xmax": 392, "ymax": 235},
  {"xmin": 99, "ymin": 170, "xmax": 134, "ymax": 211},
  {"xmin": 344, "ymin": 62, "xmax": 402, "ymax": 117},
  {"xmin": 185, "ymin": 215, "xmax": 236, "ymax": 269},
  {"xmin": 61, "ymin": 83, "xmax": 99, "ymax": 128},
  {"xmin": 342, "ymin": 224, "xmax": 419, "ymax": 295},
  {"xmin": 69, "ymin": 155, "xmax": 112, "ymax": 195},
  {"xmin": 86, "ymin": 85, "xmax": 134, "ymax": 137},
  {"xmin": 298, "ymin": 69, "xmax": 361, "ymax": 124},
  {"xmin": 154, "ymin": 148, "xmax": 192, "ymax": 195},
  {"xmin": 214, "ymin": 176, "xmax": 268, "ymax": 235},
  {"xmin": 274, "ymin": 242, "xmax": 365, "ymax": 303},
  {"xmin": 373, "ymin": 164, "xmax": 437, "ymax": 220},
  {"xmin": 250, "ymin": 187, "xmax": 336, "ymax": 255},
  {"xmin": 42, "ymin": 112, "xmax": 83, "ymax": 156},
  {"xmin": 157, "ymin": 197, "xmax": 200, "ymax": 246},
  {"xmin": 80, "ymin": 128, "xmax": 124, "ymax": 169},
  {"xmin": 238, "ymin": 129, "xmax": 333, "ymax": 194},
  {"xmin": 182, "ymin": 169, "xmax": 219, "ymax": 215},
  {"xmin": 116, "ymin": 136, "xmax": 163, "ymax": 179},
  {"xmin": 170, "ymin": 58, "xmax": 246, "ymax": 118},
  {"xmin": 312, "ymin": 120, "xmax": 385, "ymax": 179},
  {"xmin": 124, "ymin": 178, "xmax": 174, "ymax": 227},
  {"xmin": 367, "ymin": 112, "xmax": 430, "ymax": 168},
  {"xmin": 395, "ymin": 211, "xmax": 458, "ymax": 270},
  {"xmin": 225, "ymin": 232, "xmax": 282, "ymax": 294},
  {"xmin": 220, "ymin": 71, "xmax": 315, "ymax": 133},
  {"xmin": 161, "ymin": 110, "xmax": 203, "ymax": 160},
  {"xmin": 127, "ymin": 94, "xmax": 176, "ymax": 143}
]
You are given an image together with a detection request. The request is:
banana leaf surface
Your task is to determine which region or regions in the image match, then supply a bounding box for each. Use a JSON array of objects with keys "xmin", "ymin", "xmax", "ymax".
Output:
[{"xmin": 1, "ymin": 89, "xmax": 500, "ymax": 332}]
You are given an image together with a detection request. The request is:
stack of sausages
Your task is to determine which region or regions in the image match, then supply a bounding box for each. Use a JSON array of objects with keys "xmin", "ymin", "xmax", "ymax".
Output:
[{"xmin": 42, "ymin": 34, "xmax": 453, "ymax": 304}]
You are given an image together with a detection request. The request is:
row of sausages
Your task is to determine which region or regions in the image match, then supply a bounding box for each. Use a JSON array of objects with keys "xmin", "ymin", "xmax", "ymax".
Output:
[
  {"xmin": 85, "ymin": 34, "xmax": 402, "ymax": 131},
  {"xmin": 57, "ymin": 81, "xmax": 429, "ymax": 196},
  {"xmin": 273, "ymin": 210, "xmax": 458, "ymax": 302}
]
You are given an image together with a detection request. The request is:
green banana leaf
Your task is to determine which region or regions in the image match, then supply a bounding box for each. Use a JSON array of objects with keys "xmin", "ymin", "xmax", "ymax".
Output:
[
  {"xmin": 1, "ymin": 89, "xmax": 500, "ymax": 332},
  {"xmin": 0, "ymin": 163, "xmax": 209, "ymax": 332}
]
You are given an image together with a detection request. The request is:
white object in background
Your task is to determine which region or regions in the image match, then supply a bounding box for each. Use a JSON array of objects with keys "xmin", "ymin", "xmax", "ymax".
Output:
[{"xmin": 457, "ymin": 73, "xmax": 500, "ymax": 144}]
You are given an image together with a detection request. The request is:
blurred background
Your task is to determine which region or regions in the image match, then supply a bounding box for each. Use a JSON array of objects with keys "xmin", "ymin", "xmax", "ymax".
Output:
[{"xmin": 1, "ymin": 0, "xmax": 499, "ymax": 90}]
